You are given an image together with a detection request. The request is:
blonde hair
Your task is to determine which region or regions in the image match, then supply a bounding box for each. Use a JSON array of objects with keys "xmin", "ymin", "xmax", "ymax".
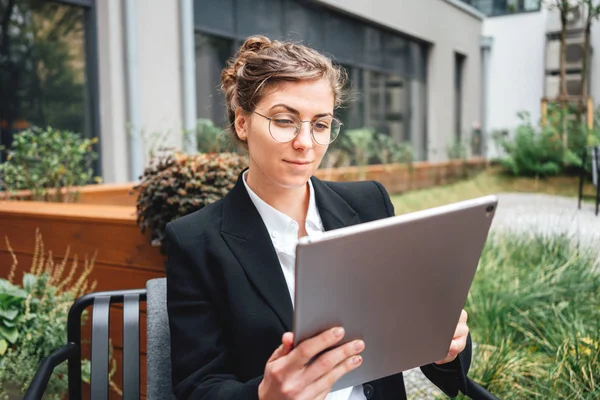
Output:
[{"xmin": 220, "ymin": 35, "xmax": 348, "ymax": 146}]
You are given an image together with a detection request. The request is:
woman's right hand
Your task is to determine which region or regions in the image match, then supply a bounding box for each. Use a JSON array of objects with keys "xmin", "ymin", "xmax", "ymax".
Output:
[{"xmin": 258, "ymin": 327, "xmax": 364, "ymax": 400}]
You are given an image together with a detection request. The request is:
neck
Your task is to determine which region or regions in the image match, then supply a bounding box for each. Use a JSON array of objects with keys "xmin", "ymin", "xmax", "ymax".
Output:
[{"xmin": 245, "ymin": 169, "xmax": 310, "ymax": 222}]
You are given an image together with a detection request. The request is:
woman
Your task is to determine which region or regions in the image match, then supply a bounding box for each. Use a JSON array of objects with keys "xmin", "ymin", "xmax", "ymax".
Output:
[{"xmin": 166, "ymin": 35, "xmax": 471, "ymax": 400}]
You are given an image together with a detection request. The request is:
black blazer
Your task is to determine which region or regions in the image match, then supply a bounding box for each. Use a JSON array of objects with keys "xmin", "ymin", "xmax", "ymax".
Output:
[{"xmin": 165, "ymin": 173, "xmax": 472, "ymax": 400}]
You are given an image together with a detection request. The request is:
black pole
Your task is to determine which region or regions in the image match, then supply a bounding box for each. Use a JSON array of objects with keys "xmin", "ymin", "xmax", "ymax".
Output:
[{"xmin": 466, "ymin": 377, "xmax": 501, "ymax": 400}]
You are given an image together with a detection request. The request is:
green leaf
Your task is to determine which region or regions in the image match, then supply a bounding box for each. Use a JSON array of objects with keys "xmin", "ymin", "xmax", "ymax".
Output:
[
  {"xmin": 2, "ymin": 319, "xmax": 16, "ymax": 328},
  {"xmin": 0, "ymin": 308, "xmax": 19, "ymax": 321},
  {"xmin": 0, "ymin": 339, "xmax": 7, "ymax": 356},
  {"xmin": 23, "ymin": 273, "xmax": 38, "ymax": 293},
  {"xmin": 0, "ymin": 325, "xmax": 18, "ymax": 344}
]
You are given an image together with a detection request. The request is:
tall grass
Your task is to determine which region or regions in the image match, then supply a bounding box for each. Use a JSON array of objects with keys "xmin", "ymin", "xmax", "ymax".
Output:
[{"xmin": 458, "ymin": 233, "xmax": 600, "ymax": 399}]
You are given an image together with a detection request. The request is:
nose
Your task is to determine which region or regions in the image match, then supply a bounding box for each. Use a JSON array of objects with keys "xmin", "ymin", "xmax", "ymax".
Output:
[{"xmin": 292, "ymin": 121, "xmax": 313, "ymax": 150}]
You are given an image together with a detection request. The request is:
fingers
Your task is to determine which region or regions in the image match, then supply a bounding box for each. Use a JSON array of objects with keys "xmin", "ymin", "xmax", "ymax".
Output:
[
  {"xmin": 301, "ymin": 353, "xmax": 363, "ymax": 399},
  {"xmin": 286, "ymin": 327, "xmax": 347, "ymax": 370},
  {"xmin": 435, "ymin": 334, "xmax": 468, "ymax": 365},
  {"xmin": 436, "ymin": 311, "xmax": 469, "ymax": 365},
  {"xmin": 453, "ymin": 321, "xmax": 469, "ymax": 339},
  {"xmin": 302, "ymin": 339, "xmax": 365, "ymax": 384},
  {"xmin": 282, "ymin": 332, "xmax": 294, "ymax": 353},
  {"xmin": 267, "ymin": 332, "xmax": 294, "ymax": 363},
  {"xmin": 452, "ymin": 310, "xmax": 469, "ymax": 338}
]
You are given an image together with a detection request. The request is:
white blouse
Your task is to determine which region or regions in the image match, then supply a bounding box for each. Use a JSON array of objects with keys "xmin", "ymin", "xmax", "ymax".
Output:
[{"xmin": 243, "ymin": 172, "xmax": 366, "ymax": 400}]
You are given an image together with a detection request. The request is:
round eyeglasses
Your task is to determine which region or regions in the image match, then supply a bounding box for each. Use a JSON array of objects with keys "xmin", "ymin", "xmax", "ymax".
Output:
[{"xmin": 253, "ymin": 111, "xmax": 342, "ymax": 146}]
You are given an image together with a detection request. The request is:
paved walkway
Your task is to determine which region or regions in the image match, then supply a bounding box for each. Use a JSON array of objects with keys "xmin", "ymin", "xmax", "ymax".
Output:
[{"xmin": 403, "ymin": 192, "xmax": 600, "ymax": 399}]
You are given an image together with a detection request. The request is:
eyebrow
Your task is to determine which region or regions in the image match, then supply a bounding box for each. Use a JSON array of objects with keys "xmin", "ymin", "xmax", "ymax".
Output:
[{"xmin": 268, "ymin": 103, "xmax": 333, "ymax": 119}]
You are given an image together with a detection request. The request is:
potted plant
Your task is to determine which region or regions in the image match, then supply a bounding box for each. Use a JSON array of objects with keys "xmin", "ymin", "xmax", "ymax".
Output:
[{"xmin": 134, "ymin": 152, "xmax": 248, "ymax": 252}]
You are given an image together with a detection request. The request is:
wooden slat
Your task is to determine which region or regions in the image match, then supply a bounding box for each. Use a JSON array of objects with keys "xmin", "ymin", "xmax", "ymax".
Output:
[
  {"xmin": 0, "ymin": 216, "xmax": 165, "ymax": 271},
  {"xmin": 0, "ymin": 201, "xmax": 137, "ymax": 223}
]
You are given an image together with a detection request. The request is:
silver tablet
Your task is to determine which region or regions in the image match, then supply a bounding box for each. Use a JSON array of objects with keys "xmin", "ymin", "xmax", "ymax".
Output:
[{"xmin": 293, "ymin": 195, "xmax": 498, "ymax": 392}]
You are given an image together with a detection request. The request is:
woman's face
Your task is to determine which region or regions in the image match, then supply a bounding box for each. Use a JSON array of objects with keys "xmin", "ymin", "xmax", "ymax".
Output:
[{"xmin": 236, "ymin": 78, "xmax": 334, "ymax": 190}]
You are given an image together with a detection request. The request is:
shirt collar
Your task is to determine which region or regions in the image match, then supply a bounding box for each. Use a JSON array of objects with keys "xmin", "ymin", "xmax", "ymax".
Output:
[{"xmin": 242, "ymin": 171, "xmax": 322, "ymax": 237}]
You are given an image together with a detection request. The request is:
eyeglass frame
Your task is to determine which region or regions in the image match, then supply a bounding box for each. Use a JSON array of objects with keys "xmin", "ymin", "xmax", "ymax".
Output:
[{"xmin": 253, "ymin": 111, "xmax": 343, "ymax": 146}]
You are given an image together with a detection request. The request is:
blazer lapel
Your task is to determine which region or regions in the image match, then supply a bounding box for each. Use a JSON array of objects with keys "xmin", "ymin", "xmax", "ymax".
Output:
[
  {"xmin": 220, "ymin": 173, "xmax": 294, "ymax": 331},
  {"xmin": 311, "ymin": 176, "xmax": 360, "ymax": 231}
]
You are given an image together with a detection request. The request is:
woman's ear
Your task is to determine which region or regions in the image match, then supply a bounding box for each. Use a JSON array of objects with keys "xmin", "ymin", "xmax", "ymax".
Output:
[{"xmin": 234, "ymin": 110, "xmax": 248, "ymax": 141}]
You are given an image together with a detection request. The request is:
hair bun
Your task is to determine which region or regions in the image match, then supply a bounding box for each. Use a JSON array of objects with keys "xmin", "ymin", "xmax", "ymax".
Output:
[
  {"xmin": 221, "ymin": 36, "xmax": 272, "ymax": 93},
  {"xmin": 239, "ymin": 35, "xmax": 272, "ymax": 55}
]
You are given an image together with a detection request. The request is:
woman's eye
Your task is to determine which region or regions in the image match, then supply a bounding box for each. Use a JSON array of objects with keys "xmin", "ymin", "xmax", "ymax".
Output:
[
  {"xmin": 315, "ymin": 122, "xmax": 330, "ymax": 130},
  {"xmin": 274, "ymin": 118, "xmax": 295, "ymax": 125}
]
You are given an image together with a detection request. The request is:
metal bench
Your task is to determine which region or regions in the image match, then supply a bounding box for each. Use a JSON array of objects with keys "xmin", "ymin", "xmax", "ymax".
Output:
[{"xmin": 24, "ymin": 278, "xmax": 498, "ymax": 399}]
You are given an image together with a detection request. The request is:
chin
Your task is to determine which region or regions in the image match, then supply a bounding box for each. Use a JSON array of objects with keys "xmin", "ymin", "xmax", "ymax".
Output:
[{"xmin": 276, "ymin": 172, "xmax": 313, "ymax": 189}]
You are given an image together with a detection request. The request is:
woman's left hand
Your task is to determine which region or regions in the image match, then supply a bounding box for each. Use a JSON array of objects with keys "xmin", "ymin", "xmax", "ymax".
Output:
[{"xmin": 435, "ymin": 309, "xmax": 469, "ymax": 365}]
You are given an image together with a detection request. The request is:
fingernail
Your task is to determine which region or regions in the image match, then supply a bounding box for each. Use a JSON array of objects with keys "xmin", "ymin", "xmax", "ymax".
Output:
[
  {"xmin": 354, "ymin": 340, "xmax": 365, "ymax": 351},
  {"xmin": 334, "ymin": 327, "xmax": 345, "ymax": 338},
  {"xmin": 352, "ymin": 355, "xmax": 362, "ymax": 365}
]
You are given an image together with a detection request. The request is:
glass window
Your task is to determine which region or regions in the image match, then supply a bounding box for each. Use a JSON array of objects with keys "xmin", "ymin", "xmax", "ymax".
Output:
[
  {"xmin": 195, "ymin": 33, "xmax": 233, "ymax": 128},
  {"xmin": 282, "ymin": 1, "xmax": 325, "ymax": 50},
  {"xmin": 236, "ymin": 0, "xmax": 283, "ymax": 39},
  {"xmin": 335, "ymin": 64, "xmax": 363, "ymax": 131},
  {"xmin": 0, "ymin": 0, "xmax": 89, "ymax": 163},
  {"xmin": 385, "ymin": 74, "xmax": 408, "ymax": 143},
  {"xmin": 323, "ymin": 13, "xmax": 364, "ymax": 65},
  {"xmin": 364, "ymin": 27, "xmax": 383, "ymax": 70},
  {"xmin": 364, "ymin": 70, "xmax": 386, "ymax": 134},
  {"xmin": 194, "ymin": 0, "xmax": 235, "ymax": 37},
  {"xmin": 408, "ymin": 77, "xmax": 427, "ymax": 161},
  {"xmin": 383, "ymin": 33, "xmax": 407, "ymax": 75},
  {"xmin": 461, "ymin": 0, "xmax": 541, "ymax": 16},
  {"xmin": 455, "ymin": 53, "xmax": 466, "ymax": 141}
]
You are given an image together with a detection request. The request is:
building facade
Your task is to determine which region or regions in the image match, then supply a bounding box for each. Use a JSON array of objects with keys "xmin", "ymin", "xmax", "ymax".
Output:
[
  {"xmin": 0, "ymin": 0, "xmax": 485, "ymax": 184},
  {"xmin": 479, "ymin": 1, "xmax": 600, "ymax": 158}
]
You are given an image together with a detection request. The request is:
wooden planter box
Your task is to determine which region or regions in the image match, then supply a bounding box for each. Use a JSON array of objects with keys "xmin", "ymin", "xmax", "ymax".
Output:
[
  {"xmin": 315, "ymin": 158, "xmax": 487, "ymax": 193},
  {"xmin": 0, "ymin": 202, "xmax": 163, "ymax": 399},
  {"xmin": 0, "ymin": 158, "xmax": 487, "ymax": 398},
  {"xmin": 4, "ymin": 183, "xmax": 137, "ymax": 207}
]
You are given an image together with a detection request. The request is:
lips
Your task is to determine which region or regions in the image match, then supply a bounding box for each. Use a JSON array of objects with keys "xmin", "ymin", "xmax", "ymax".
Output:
[{"xmin": 284, "ymin": 160, "xmax": 313, "ymax": 165}]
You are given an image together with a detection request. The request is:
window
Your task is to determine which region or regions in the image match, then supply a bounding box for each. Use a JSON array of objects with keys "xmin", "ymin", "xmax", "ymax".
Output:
[
  {"xmin": 236, "ymin": 0, "xmax": 283, "ymax": 39},
  {"xmin": 193, "ymin": 0, "xmax": 430, "ymax": 160},
  {"xmin": 195, "ymin": 34, "xmax": 233, "ymax": 128},
  {"xmin": 0, "ymin": 0, "xmax": 98, "ymax": 167},
  {"xmin": 461, "ymin": 0, "xmax": 541, "ymax": 16},
  {"xmin": 455, "ymin": 53, "xmax": 466, "ymax": 142}
]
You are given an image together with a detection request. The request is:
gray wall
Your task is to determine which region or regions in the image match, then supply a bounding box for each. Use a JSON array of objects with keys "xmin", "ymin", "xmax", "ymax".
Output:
[{"xmin": 316, "ymin": 0, "xmax": 485, "ymax": 160}]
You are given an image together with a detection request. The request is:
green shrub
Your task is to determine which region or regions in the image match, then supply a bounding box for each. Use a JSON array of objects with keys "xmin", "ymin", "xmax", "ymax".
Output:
[
  {"xmin": 498, "ymin": 106, "xmax": 600, "ymax": 178},
  {"xmin": 498, "ymin": 112, "xmax": 569, "ymax": 177},
  {"xmin": 369, "ymin": 133, "xmax": 414, "ymax": 165},
  {"xmin": 0, "ymin": 127, "xmax": 100, "ymax": 202},
  {"xmin": 134, "ymin": 152, "xmax": 248, "ymax": 251},
  {"xmin": 340, "ymin": 128, "xmax": 373, "ymax": 166},
  {"xmin": 447, "ymin": 138, "xmax": 469, "ymax": 160},
  {"xmin": 0, "ymin": 231, "xmax": 120, "ymax": 399},
  {"xmin": 195, "ymin": 118, "xmax": 232, "ymax": 154},
  {"xmin": 326, "ymin": 128, "xmax": 414, "ymax": 167},
  {"xmin": 455, "ymin": 233, "xmax": 600, "ymax": 399}
]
